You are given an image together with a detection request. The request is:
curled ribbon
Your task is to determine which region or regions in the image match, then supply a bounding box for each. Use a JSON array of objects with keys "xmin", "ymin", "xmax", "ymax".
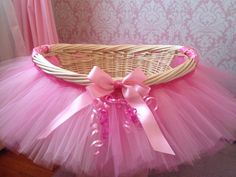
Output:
[{"xmin": 38, "ymin": 66, "xmax": 175, "ymax": 155}]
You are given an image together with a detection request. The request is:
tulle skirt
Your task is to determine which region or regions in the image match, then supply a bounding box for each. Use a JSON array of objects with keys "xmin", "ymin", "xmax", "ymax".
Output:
[{"xmin": 0, "ymin": 56, "xmax": 236, "ymax": 177}]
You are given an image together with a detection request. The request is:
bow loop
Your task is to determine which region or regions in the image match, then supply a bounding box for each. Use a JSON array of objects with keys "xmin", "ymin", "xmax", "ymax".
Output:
[
  {"xmin": 88, "ymin": 66, "xmax": 114, "ymax": 91},
  {"xmin": 122, "ymin": 68, "xmax": 147, "ymax": 85}
]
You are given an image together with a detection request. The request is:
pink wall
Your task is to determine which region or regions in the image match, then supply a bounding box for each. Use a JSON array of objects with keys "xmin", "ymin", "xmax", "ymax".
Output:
[{"xmin": 52, "ymin": 0, "xmax": 236, "ymax": 72}]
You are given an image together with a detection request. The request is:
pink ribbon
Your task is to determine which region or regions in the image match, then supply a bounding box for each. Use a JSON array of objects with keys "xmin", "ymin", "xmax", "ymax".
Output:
[
  {"xmin": 179, "ymin": 46, "xmax": 199, "ymax": 62},
  {"xmin": 38, "ymin": 66, "xmax": 175, "ymax": 155}
]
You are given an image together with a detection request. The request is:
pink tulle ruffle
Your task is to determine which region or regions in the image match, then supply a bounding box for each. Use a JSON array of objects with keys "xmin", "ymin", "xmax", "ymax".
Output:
[{"xmin": 0, "ymin": 56, "xmax": 236, "ymax": 177}]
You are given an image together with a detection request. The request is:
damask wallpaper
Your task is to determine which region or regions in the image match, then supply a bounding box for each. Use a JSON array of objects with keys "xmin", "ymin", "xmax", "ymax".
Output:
[{"xmin": 51, "ymin": 0, "xmax": 236, "ymax": 72}]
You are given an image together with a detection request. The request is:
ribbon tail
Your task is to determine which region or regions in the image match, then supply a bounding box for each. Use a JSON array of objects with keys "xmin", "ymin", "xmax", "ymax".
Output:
[
  {"xmin": 38, "ymin": 92, "xmax": 93, "ymax": 139},
  {"xmin": 123, "ymin": 87, "xmax": 175, "ymax": 155}
]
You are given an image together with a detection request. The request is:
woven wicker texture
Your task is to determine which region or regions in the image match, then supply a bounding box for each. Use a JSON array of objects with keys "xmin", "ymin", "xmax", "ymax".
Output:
[{"xmin": 32, "ymin": 44, "xmax": 197, "ymax": 86}]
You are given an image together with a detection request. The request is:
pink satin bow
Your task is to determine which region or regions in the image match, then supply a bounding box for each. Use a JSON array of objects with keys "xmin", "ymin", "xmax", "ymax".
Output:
[{"xmin": 38, "ymin": 66, "xmax": 175, "ymax": 155}]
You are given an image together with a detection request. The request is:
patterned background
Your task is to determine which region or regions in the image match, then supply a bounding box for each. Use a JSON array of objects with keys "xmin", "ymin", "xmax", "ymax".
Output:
[{"xmin": 51, "ymin": 0, "xmax": 236, "ymax": 72}]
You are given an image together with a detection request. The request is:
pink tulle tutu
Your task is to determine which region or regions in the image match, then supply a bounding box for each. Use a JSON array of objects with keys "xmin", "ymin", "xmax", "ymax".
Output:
[{"xmin": 0, "ymin": 45, "xmax": 236, "ymax": 177}]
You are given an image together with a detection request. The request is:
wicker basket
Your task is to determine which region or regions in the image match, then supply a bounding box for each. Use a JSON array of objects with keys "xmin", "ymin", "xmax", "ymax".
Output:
[{"xmin": 32, "ymin": 44, "xmax": 198, "ymax": 86}]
